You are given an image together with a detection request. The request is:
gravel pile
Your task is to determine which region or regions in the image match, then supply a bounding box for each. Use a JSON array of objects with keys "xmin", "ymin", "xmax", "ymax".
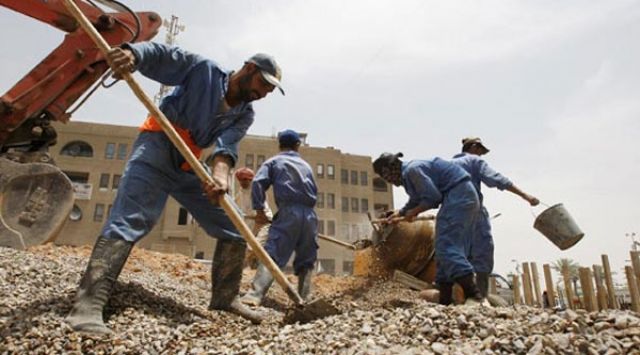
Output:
[{"xmin": 1, "ymin": 245, "xmax": 639, "ymax": 354}]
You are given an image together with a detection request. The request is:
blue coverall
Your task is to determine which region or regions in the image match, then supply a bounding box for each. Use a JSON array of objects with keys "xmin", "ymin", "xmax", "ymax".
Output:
[
  {"xmin": 399, "ymin": 159, "xmax": 479, "ymax": 284},
  {"xmin": 102, "ymin": 42, "xmax": 253, "ymax": 243},
  {"xmin": 451, "ymin": 152, "xmax": 513, "ymax": 274},
  {"xmin": 252, "ymin": 151, "xmax": 318, "ymax": 275}
]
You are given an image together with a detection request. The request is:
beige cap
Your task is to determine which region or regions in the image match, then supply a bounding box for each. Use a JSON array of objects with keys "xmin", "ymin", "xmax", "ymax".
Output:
[{"xmin": 461, "ymin": 137, "xmax": 490, "ymax": 154}]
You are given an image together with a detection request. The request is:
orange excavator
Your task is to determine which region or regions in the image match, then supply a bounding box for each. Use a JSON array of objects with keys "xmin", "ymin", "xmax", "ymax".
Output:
[{"xmin": 0, "ymin": 0, "xmax": 160, "ymax": 249}]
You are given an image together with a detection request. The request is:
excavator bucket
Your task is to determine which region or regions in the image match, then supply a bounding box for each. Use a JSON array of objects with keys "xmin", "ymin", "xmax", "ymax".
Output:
[{"xmin": 0, "ymin": 158, "xmax": 74, "ymax": 249}]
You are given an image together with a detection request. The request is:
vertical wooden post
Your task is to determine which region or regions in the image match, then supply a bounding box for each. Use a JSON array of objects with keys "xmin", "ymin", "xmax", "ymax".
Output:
[
  {"xmin": 562, "ymin": 264, "xmax": 575, "ymax": 310},
  {"xmin": 579, "ymin": 267, "xmax": 598, "ymax": 312},
  {"xmin": 531, "ymin": 262, "xmax": 543, "ymax": 307},
  {"xmin": 631, "ymin": 251, "xmax": 640, "ymax": 294},
  {"xmin": 601, "ymin": 254, "xmax": 618, "ymax": 309},
  {"xmin": 489, "ymin": 277, "xmax": 497, "ymax": 295},
  {"xmin": 512, "ymin": 274, "xmax": 521, "ymax": 305},
  {"xmin": 543, "ymin": 264, "xmax": 556, "ymax": 308},
  {"xmin": 625, "ymin": 266, "xmax": 640, "ymax": 313},
  {"xmin": 522, "ymin": 262, "xmax": 534, "ymax": 306},
  {"xmin": 592, "ymin": 265, "xmax": 608, "ymax": 311}
]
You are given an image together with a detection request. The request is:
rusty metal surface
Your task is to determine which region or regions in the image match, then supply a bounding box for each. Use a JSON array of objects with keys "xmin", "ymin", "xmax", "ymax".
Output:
[{"xmin": 0, "ymin": 158, "xmax": 73, "ymax": 249}]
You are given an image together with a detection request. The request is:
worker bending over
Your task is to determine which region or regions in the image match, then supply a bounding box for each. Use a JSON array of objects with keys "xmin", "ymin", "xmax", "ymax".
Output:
[
  {"xmin": 373, "ymin": 152, "xmax": 483, "ymax": 306},
  {"xmin": 241, "ymin": 130, "xmax": 319, "ymax": 306},
  {"xmin": 452, "ymin": 137, "xmax": 539, "ymax": 300}
]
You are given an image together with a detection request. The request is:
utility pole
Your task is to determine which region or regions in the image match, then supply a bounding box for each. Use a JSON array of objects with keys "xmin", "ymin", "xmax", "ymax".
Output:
[{"xmin": 154, "ymin": 15, "xmax": 186, "ymax": 104}]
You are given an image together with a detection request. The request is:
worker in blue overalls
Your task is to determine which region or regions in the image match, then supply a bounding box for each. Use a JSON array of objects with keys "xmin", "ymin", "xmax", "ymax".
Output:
[
  {"xmin": 66, "ymin": 42, "xmax": 284, "ymax": 333},
  {"xmin": 373, "ymin": 152, "xmax": 483, "ymax": 306},
  {"xmin": 452, "ymin": 137, "xmax": 539, "ymax": 300},
  {"xmin": 240, "ymin": 129, "xmax": 319, "ymax": 306}
]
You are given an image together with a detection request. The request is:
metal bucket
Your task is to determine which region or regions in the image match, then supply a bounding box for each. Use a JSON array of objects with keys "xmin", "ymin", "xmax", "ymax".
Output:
[{"xmin": 533, "ymin": 203, "xmax": 584, "ymax": 250}]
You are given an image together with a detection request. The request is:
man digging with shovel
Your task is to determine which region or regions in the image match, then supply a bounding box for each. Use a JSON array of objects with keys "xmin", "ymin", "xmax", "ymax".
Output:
[
  {"xmin": 240, "ymin": 130, "xmax": 319, "ymax": 307},
  {"xmin": 373, "ymin": 152, "xmax": 484, "ymax": 306},
  {"xmin": 66, "ymin": 41, "xmax": 284, "ymax": 334}
]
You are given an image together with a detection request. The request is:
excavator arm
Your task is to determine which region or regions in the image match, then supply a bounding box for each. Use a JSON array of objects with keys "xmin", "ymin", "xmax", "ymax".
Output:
[
  {"xmin": 0, "ymin": 0, "xmax": 161, "ymax": 151},
  {"xmin": 0, "ymin": 0, "xmax": 161, "ymax": 249}
]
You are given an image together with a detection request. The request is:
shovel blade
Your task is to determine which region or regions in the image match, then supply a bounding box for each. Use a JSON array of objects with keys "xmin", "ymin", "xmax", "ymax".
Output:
[{"xmin": 283, "ymin": 298, "xmax": 340, "ymax": 324}]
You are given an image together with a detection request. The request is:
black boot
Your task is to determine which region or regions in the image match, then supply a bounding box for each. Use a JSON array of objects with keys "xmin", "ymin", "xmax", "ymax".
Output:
[
  {"xmin": 455, "ymin": 273, "xmax": 483, "ymax": 306},
  {"xmin": 209, "ymin": 240, "xmax": 265, "ymax": 324},
  {"xmin": 437, "ymin": 282, "xmax": 453, "ymax": 306},
  {"xmin": 297, "ymin": 268, "xmax": 313, "ymax": 301},
  {"xmin": 66, "ymin": 236, "xmax": 133, "ymax": 334},
  {"xmin": 476, "ymin": 272, "xmax": 490, "ymax": 298},
  {"xmin": 240, "ymin": 263, "xmax": 274, "ymax": 306}
]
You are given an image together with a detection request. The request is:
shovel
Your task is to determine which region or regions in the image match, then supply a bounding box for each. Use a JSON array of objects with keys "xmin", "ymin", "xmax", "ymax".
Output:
[
  {"xmin": 370, "ymin": 215, "xmax": 435, "ymax": 225},
  {"xmin": 62, "ymin": 0, "xmax": 339, "ymax": 324}
]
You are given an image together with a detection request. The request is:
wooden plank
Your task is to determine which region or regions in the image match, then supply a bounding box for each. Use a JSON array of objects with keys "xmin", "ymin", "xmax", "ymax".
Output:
[
  {"xmin": 631, "ymin": 251, "xmax": 640, "ymax": 296},
  {"xmin": 579, "ymin": 267, "xmax": 598, "ymax": 312},
  {"xmin": 625, "ymin": 266, "xmax": 640, "ymax": 313},
  {"xmin": 562, "ymin": 264, "xmax": 575, "ymax": 310},
  {"xmin": 531, "ymin": 262, "xmax": 542, "ymax": 307},
  {"xmin": 601, "ymin": 254, "xmax": 619, "ymax": 309},
  {"xmin": 592, "ymin": 265, "xmax": 608, "ymax": 311},
  {"xmin": 522, "ymin": 262, "xmax": 534, "ymax": 306},
  {"xmin": 392, "ymin": 269, "xmax": 434, "ymax": 290},
  {"xmin": 543, "ymin": 264, "xmax": 556, "ymax": 308},
  {"xmin": 512, "ymin": 274, "xmax": 522, "ymax": 305}
]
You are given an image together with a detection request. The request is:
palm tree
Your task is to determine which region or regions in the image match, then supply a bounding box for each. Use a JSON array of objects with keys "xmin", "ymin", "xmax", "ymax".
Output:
[{"xmin": 552, "ymin": 258, "xmax": 581, "ymax": 294}]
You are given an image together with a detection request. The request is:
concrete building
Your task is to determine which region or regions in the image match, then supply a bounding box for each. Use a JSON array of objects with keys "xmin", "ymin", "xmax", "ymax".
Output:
[{"xmin": 50, "ymin": 121, "xmax": 394, "ymax": 275}]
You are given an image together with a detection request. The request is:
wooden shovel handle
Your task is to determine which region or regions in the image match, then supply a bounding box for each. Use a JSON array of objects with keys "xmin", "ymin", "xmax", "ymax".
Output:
[
  {"xmin": 62, "ymin": 0, "xmax": 304, "ymax": 306},
  {"xmin": 370, "ymin": 215, "xmax": 435, "ymax": 224}
]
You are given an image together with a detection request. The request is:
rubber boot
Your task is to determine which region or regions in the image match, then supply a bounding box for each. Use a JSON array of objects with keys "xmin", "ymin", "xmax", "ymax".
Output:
[
  {"xmin": 455, "ymin": 273, "xmax": 483, "ymax": 306},
  {"xmin": 297, "ymin": 268, "xmax": 313, "ymax": 301},
  {"xmin": 476, "ymin": 272, "xmax": 490, "ymax": 298},
  {"xmin": 437, "ymin": 282, "xmax": 453, "ymax": 306},
  {"xmin": 240, "ymin": 263, "xmax": 274, "ymax": 306},
  {"xmin": 209, "ymin": 240, "xmax": 265, "ymax": 324},
  {"xmin": 66, "ymin": 236, "xmax": 133, "ymax": 334}
]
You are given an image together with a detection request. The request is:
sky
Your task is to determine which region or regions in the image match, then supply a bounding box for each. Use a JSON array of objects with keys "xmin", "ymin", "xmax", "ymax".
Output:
[{"xmin": 1, "ymin": 0, "xmax": 639, "ymax": 284}]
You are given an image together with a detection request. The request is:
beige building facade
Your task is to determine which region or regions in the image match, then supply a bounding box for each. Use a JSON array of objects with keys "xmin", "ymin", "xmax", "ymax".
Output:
[{"xmin": 50, "ymin": 121, "xmax": 394, "ymax": 275}]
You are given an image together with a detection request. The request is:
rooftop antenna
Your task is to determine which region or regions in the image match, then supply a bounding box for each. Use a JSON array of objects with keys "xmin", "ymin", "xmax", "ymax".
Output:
[{"xmin": 154, "ymin": 15, "xmax": 186, "ymax": 104}]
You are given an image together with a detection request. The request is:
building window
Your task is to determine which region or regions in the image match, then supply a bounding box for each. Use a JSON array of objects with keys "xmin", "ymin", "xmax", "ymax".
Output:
[
  {"xmin": 112, "ymin": 174, "xmax": 121, "ymax": 190},
  {"xmin": 316, "ymin": 164, "xmax": 324, "ymax": 178},
  {"xmin": 178, "ymin": 207, "xmax": 189, "ymax": 225},
  {"xmin": 343, "ymin": 261, "xmax": 354, "ymax": 274},
  {"xmin": 64, "ymin": 171, "xmax": 89, "ymax": 183},
  {"xmin": 327, "ymin": 165, "xmax": 335, "ymax": 179},
  {"xmin": 117, "ymin": 143, "xmax": 128, "ymax": 160},
  {"xmin": 245, "ymin": 154, "xmax": 254, "ymax": 170},
  {"xmin": 317, "ymin": 259, "xmax": 335, "ymax": 275},
  {"xmin": 99, "ymin": 173, "xmax": 109, "ymax": 190},
  {"xmin": 341, "ymin": 197, "xmax": 349, "ymax": 212},
  {"xmin": 327, "ymin": 220, "xmax": 336, "ymax": 236},
  {"xmin": 351, "ymin": 198, "xmax": 359, "ymax": 212},
  {"xmin": 318, "ymin": 220, "xmax": 325, "ymax": 235},
  {"xmin": 340, "ymin": 224, "xmax": 349, "ymax": 240},
  {"xmin": 373, "ymin": 177, "xmax": 388, "ymax": 192},
  {"xmin": 317, "ymin": 192, "xmax": 325, "ymax": 209},
  {"xmin": 105, "ymin": 142, "xmax": 115, "ymax": 159},
  {"xmin": 60, "ymin": 141, "xmax": 93, "ymax": 157},
  {"xmin": 361, "ymin": 198, "xmax": 369, "ymax": 212},
  {"xmin": 341, "ymin": 169, "xmax": 348, "ymax": 184},
  {"xmin": 93, "ymin": 203, "xmax": 105, "ymax": 222},
  {"xmin": 195, "ymin": 251, "xmax": 205, "ymax": 260},
  {"xmin": 374, "ymin": 203, "xmax": 389, "ymax": 212},
  {"xmin": 327, "ymin": 193, "xmax": 335, "ymax": 209},
  {"xmin": 350, "ymin": 170, "xmax": 358, "ymax": 185},
  {"xmin": 257, "ymin": 155, "xmax": 266, "ymax": 167},
  {"xmin": 107, "ymin": 204, "xmax": 112, "ymax": 218},
  {"xmin": 351, "ymin": 224, "xmax": 359, "ymax": 240},
  {"xmin": 360, "ymin": 171, "xmax": 368, "ymax": 186}
]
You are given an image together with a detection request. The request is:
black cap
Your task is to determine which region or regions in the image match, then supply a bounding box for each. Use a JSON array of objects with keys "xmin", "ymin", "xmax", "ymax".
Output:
[{"xmin": 373, "ymin": 152, "xmax": 403, "ymax": 175}]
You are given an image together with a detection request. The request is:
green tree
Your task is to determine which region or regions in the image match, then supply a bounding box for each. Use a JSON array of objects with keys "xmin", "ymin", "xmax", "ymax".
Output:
[{"xmin": 552, "ymin": 258, "xmax": 581, "ymax": 294}]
